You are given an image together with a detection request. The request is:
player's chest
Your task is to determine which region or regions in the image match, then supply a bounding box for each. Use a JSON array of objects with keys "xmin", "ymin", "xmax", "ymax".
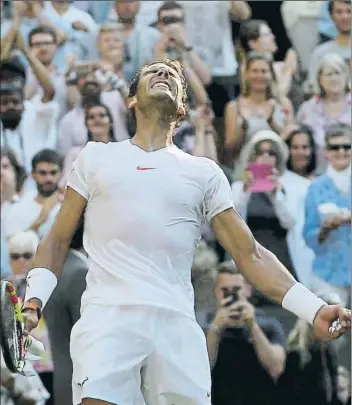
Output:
[{"xmin": 91, "ymin": 162, "xmax": 204, "ymax": 210}]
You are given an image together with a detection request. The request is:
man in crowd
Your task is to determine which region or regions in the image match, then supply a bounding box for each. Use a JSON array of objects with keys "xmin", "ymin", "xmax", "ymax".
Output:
[
  {"xmin": 179, "ymin": 0, "xmax": 251, "ymax": 116},
  {"xmin": 110, "ymin": 0, "xmax": 161, "ymax": 81},
  {"xmin": 154, "ymin": 1, "xmax": 211, "ymax": 86},
  {"xmin": 308, "ymin": 0, "xmax": 351, "ymax": 86},
  {"xmin": 25, "ymin": 25, "xmax": 68, "ymax": 120},
  {"xmin": 0, "ymin": 31, "xmax": 59, "ymax": 177},
  {"xmin": 5, "ymin": 149, "xmax": 63, "ymax": 240},
  {"xmin": 57, "ymin": 61, "xmax": 129, "ymax": 156},
  {"xmin": 207, "ymin": 262, "xmax": 286, "ymax": 405}
]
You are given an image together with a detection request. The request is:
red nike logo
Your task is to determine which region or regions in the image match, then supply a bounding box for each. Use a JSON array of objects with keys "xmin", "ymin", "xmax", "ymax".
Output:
[{"xmin": 136, "ymin": 166, "xmax": 156, "ymax": 171}]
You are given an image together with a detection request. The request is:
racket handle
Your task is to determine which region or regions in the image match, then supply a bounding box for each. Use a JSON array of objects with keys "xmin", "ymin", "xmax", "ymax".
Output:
[{"xmin": 26, "ymin": 336, "xmax": 45, "ymax": 356}]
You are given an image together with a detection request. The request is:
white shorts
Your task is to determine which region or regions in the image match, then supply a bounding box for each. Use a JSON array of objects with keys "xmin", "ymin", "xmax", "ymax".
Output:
[{"xmin": 70, "ymin": 305, "xmax": 211, "ymax": 405}]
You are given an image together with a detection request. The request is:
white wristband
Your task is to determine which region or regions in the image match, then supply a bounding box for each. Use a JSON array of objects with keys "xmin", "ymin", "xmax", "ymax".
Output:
[
  {"xmin": 24, "ymin": 268, "xmax": 58, "ymax": 309},
  {"xmin": 282, "ymin": 283, "xmax": 326, "ymax": 325}
]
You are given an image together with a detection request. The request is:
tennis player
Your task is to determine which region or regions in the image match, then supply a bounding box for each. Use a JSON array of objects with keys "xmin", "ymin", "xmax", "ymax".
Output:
[{"xmin": 22, "ymin": 59, "xmax": 351, "ymax": 405}]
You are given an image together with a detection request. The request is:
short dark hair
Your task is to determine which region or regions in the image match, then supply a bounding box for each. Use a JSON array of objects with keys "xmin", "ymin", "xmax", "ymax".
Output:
[
  {"xmin": 31, "ymin": 149, "xmax": 63, "ymax": 172},
  {"xmin": 28, "ymin": 25, "xmax": 57, "ymax": 46},
  {"xmin": 328, "ymin": 0, "xmax": 350, "ymax": 15},
  {"xmin": 325, "ymin": 122, "xmax": 352, "ymax": 144},
  {"xmin": 286, "ymin": 124, "xmax": 317, "ymax": 176},
  {"xmin": 157, "ymin": 1, "xmax": 184, "ymax": 21},
  {"xmin": 216, "ymin": 261, "xmax": 239, "ymax": 276},
  {"xmin": 239, "ymin": 19, "xmax": 266, "ymax": 53},
  {"xmin": 1, "ymin": 147, "xmax": 27, "ymax": 193}
]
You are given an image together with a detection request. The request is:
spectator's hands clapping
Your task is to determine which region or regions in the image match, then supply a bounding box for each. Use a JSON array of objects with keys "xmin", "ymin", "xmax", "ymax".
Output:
[
  {"xmin": 36, "ymin": 192, "xmax": 64, "ymax": 226},
  {"xmin": 283, "ymin": 48, "xmax": 298, "ymax": 75},
  {"xmin": 72, "ymin": 21, "xmax": 89, "ymax": 32},
  {"xmin": 168, "ymin": 24, "xmax": 188, "ymax": 50}
]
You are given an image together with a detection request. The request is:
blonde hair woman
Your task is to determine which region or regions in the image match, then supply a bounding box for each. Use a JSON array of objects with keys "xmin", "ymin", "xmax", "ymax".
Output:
[
  {"xmin": 297, "ymin": 53, "xmax": 351, "ymax": 173},
  {"xmin": 278, "ymin": 318, "xmax": 339, "ymax": 405},
  {"xmin": 224, "ymin": 53, "xmax": 295, "ymax": 162}
]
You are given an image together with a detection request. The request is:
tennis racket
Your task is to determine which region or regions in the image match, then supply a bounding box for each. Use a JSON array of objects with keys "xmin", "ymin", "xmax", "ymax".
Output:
[{"xmin": 0, "ymin": 280, "xmax": 45, "ymax": 374}]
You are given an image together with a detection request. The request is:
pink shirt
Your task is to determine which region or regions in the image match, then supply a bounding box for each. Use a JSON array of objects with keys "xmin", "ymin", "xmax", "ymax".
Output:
[
  {"xmin": 297, "ymin": 94, "xmax": 351, "ymax": 148},
  {"xmin": 57, "ymin": 90, "xmax": 129, "ymax": 156}
]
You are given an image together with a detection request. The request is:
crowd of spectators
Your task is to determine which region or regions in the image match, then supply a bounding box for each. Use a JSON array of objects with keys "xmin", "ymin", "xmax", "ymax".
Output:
[{"xmin": 0, "ymin": 1, "xmax": 351, "ymax": 404}]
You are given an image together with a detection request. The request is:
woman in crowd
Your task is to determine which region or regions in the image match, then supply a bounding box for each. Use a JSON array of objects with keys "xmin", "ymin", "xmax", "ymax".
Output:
[
  {"xmin": 238, "ymin": 19, "xmax": 298, "ymax": 98},
  {"xmin": 303, "ymin": 123, "xmax": 351, "ymax": 306},
  {"xmin": 5, "ymin": 230, "xmax": 54, "ymax": 404},
  {"xmin": 60, "ymin": 102, "xmax": 115, "ymax": 187},
  {"xmin": 285, "ymin": 124, "xmax": 317, "ymax": 179},
  {"xmin": 1, "ymin": 148, "xmax": 26, "ymax": 277},
  {"xmin": 224, "ymin": 53, "xmax": 295, "ymax": 169},
  {"xmin": 297, "ymin": 54, "xmax": 351, "ymax": 173},
  {"xmin": 278, "ymin": 318, "xmax": 339, "ymax": 405},
  {"xmin": 231, "ymin": 130, "xmax": 297, "ymax": 304},
  {"xmin": 1, "ymin": 148, "xmax": 26, "ymax": 209}
]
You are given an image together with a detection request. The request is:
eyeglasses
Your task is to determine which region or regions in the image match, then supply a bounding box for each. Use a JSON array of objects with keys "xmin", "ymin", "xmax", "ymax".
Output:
[
  {"xmin": 36, "ymin": 169, "xmax": 60, "ymax": 176},
  {"xmin": 327, "ymin": 144, "xmax": 351, "ymax": 151},
  {"xmin": 10, "ymin": 252, "xmax": 33, "ymax": 261},
  {"xmin": 257, "ymin": 149, "xmax": 277, "ymax": 156}
]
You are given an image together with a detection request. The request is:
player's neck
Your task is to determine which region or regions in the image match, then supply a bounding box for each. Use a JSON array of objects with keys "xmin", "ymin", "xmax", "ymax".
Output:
[{"xmin": 133, "ymin": 112, "xmax": 174, "ymax": 151}]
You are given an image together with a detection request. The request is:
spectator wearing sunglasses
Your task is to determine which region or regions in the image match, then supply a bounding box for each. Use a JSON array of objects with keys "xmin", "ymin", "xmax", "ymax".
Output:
[
  {"xmin": 4, "ymin": 149, "xmax": 63, "ymax": 240},
  {"xmin": 303, "ymin": 123, "xmax": 351, "ymax": 306},
  {"xmin": 5, "ymin": 229, "xmax": 54, "ymax": 403}
]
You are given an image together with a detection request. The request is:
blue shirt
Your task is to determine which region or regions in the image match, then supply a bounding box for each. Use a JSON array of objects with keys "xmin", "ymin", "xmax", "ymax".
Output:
[{"xmin": 303, "ymin": 175, "xmax": 351, "ymax": 286}]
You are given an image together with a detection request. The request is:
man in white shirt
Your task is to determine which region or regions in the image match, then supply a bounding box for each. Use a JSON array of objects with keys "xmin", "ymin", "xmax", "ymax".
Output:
[
  {"xmin": 21, "ymin": 59, "xmax": 351, "ymax": 405},
  {"xmin": 0, "ymin": 34, "xmax": 59, "ymax": 175},
  {"xmin": 5, "ymin": 149, "xmax": 63, "ymax": 240}
]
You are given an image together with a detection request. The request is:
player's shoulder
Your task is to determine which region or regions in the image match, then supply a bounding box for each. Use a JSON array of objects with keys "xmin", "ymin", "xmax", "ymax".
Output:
[
  {"xmin": 171, "ymin": 147, "xmax": 221, "ymax": 174},
  {"xmin": 81, "ymin": 140, "xmax": 129, "ymax": 157}
]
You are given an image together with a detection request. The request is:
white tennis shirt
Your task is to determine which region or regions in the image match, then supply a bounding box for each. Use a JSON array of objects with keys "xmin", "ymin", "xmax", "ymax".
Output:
[{"xmin": 67, "ymin": 140, "xmax": 234, "ymax": 318}]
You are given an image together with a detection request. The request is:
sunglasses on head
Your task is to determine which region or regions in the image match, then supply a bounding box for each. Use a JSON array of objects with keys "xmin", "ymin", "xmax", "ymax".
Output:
[
  {"xmin": 327, "ymin": 144, "xmax": 351, "ymax": 151},
  {"xmin": 10, "ymin": 252, "xmax": 33, "ymax": 261}
]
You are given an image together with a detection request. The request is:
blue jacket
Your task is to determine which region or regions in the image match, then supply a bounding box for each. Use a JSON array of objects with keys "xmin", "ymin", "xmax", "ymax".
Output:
[{"xmin": 303, "ymin": 175, "xmax": 351, "ymax": 286}]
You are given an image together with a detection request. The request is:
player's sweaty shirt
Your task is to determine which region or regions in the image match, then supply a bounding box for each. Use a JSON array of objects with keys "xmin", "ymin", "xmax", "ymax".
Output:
[{"xmin": 67, "ymin": 140, "xmax": 234, "ymax": 318}]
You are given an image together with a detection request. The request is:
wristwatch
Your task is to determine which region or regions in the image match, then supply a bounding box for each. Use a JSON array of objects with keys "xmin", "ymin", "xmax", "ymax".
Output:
[{"xmin": 21, "ymin": 302, "xmax": 42, "ymax": 320}]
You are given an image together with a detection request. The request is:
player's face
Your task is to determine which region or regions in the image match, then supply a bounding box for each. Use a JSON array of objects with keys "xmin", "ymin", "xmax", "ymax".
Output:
[{"xmin": 137, "ymin": 63, "xmax": 183, "ymax": 111}]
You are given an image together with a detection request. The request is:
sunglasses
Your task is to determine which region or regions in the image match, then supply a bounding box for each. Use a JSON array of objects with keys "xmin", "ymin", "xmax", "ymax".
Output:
[
  {"xmin": 10, "ymin": 252, "xmax": 33, "ymax": 261},
  {"xmin": 257, "ymin": 149, "xmax": 277, "ymax": 156},
  {"xmin": 327, "ymin": 144, "xmax": 351, "ymax": 151},
  {"xmin": 36, "ymin": 169, "xmax": 60, "ymax": 176}
]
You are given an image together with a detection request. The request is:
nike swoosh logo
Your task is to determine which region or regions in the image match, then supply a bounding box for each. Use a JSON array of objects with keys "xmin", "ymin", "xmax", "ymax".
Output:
[{"xmin": 136, "ymin": 166, "xmax": 157, "ymax": 171}]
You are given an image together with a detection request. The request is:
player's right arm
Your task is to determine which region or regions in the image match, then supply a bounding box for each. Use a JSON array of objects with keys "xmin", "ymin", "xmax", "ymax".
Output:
[
  {"xmin": 22, "ymin": 187, "xmax": 87, "ymax": 332},
  {"xmin": 22, "ymin": 143, "xmax": 94, "ymax": 332}
]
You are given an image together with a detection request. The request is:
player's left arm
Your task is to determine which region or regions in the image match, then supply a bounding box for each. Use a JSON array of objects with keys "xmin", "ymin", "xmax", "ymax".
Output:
[
  {"xmin": 212, "ymin": 208, "xmax": 295, "ymax": 304},
  {"xmin": 211, "ymin": 208, "xmax": 351, "ymax": 340}
]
